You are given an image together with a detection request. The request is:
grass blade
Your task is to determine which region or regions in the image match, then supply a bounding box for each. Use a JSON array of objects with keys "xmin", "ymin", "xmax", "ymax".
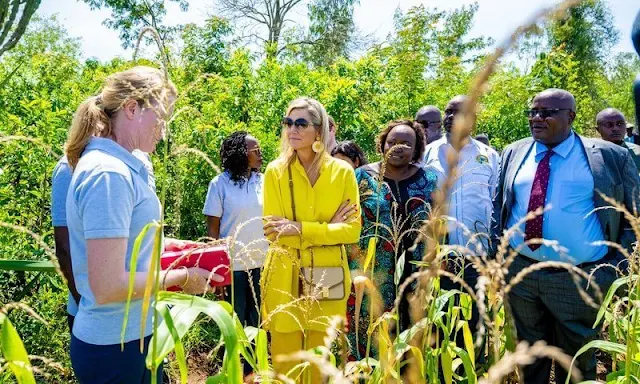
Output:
[
  {"xmin": 565, "ymin": 340, "xmax": 626, "ymax": 384},
  {"xmin": 158, "ymin": 305, "xmax": 189, "ymax": 384},
  {"xmin": 146, "ymin": 305, "xmax": 200, "ymax": 369},
  {"xmin": 363, "ymin": 237, "xmax": 377, "ymax": 272},
  {"xmin": 121, "ymin": 221, "xmax": 161, "ymax": 347},
  {"xmin": 156, "ymin": 292, "xmax": 242, "ymax": 383},
  {"xmin": 0, "ymin": 315, "xmax": 36, "ymax": 384}
]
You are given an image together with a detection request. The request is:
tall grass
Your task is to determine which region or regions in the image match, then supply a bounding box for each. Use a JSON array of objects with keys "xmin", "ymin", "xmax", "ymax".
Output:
[{"xmin": 1, "ymin": 0, "xmax": 637, "ymax": 383}]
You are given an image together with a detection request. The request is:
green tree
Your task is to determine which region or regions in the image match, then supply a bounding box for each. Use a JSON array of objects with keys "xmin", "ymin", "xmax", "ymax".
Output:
[
  {"xmin": 81, "ymin": 0, "xmax": 189, "ymax": 53},
  {"xmin": 0, "ymin": 0, "xmax": 42, "ymax": 58},
  {"xmin": 180, "ymin": 16, "xmax": 232, "ymax": 81},
  {"xmin": 301, "ymin": 0, "xmax": 359, "ymax": 67}
]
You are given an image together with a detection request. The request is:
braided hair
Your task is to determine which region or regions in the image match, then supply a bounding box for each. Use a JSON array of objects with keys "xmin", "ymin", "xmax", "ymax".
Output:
[{"xmin": 220, "ymin": 131, "xmax": 251, "ymax": 187}]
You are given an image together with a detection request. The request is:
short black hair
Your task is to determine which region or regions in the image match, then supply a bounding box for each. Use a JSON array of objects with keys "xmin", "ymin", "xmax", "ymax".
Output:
[
  {"xmin": 331, "ymin": 140, "xmax": 368, "ymax": 168},
  {"xmin": 377, "ymin": 119, "xmax": 425, "ymax": 163},
  {"xmin": 220, "ymin": 131, "xmax": 250, "ymax": 187}
]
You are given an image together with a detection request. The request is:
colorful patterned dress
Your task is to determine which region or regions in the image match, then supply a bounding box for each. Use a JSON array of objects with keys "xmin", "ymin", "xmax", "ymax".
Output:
[{"xmin": 346, "ymin": 163, "xmax": 438, "ymax": 361}]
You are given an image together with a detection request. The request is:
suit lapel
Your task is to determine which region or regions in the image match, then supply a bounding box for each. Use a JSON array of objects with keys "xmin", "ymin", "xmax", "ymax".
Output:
[
  {"xmin": 502, "ymin": 140, "xmax": 533, "ymax": 223},
  {"xmin": 581, "ymin": 137, "xmax": 610, "ymax": 235}
]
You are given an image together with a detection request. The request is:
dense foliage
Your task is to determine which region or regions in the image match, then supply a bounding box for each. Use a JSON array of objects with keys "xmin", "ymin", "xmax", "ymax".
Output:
[{"xmin": 0, "ymin": 1, "xmax": 639, "ymax": 382}]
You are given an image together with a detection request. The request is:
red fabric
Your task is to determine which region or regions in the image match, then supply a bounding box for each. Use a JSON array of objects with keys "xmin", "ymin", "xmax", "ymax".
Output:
[{"xmin": 161, "ymin": 245, "xmax": 231, "ymax": 290}]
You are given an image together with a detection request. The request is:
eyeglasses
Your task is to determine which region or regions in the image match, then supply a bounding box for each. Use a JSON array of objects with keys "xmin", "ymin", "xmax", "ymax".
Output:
[
  {"xmin": 524, "ymin": 109, "xmax": 572, "ymax": 119},
  {"xmin": 416, "ymin": 120, "xmax": 441, "ymax": 127},
  {"xmin": 598, "ymin": 121, "xmax": 627, "ymax": 129},
  {"xmin": 282, "ymin": 117, "xmax": 315, "ymax": 132},
  {"xmin": 444, "ymin": 108, "xmax": 460, "ymax": 116}
]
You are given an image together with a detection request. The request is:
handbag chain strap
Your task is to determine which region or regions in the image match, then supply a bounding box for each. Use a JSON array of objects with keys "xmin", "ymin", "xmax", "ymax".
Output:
[{"xmin": 287, "ymin": 164, "xmax": 346, "ymax": 290}]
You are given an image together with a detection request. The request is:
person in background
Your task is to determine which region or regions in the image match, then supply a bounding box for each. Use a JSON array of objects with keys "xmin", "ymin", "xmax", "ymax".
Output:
[
  {"xmin": 596, "ymin": 108, "xmax": 640, "ymax": 172},
  {"xmin": 51, "ymin": 156, "xmax": 81, "ymax": 331},
  {"xmin": 204, "ymin": 131, "xmax": 267, "ymax": 330},
  {"xmin": 327, "ymin": 115, "xmax": 339, "ymax": 153},
  {"xmin": 625, "ymin": 122, "xmax": 640, "ymax": 145},
  {"xmin": 415, "ymin": 105, "xmax": 443, "ymax": 145},
  {"xmin": 331, "ymin": 140, "xmax": 368, "ymax": 169},
  {"xmin": 422, "ymin": 95, "xmax": 499, "ymax": 362},
  {"xmin": 423, "ymin": 96, "xmax": 500, "ymax": 250},
  {"xmin": 346, "ymin": 120, "xmax": 438, "ymax": 360},
  {"xmin": 64, "ymin": 66, "xmax": 222, "ymax": 384},
  {"xmin": 491, "ymin": 88, "xmax": 638, "ymax": 383},
  {"xmin": 261, "ymin": 97, "xmax": 361, "ymax": 382}
]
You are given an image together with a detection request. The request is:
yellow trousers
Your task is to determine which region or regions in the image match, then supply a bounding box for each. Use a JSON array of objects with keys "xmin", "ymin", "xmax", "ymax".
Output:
[{"xmin": 270, "ymin": 330, "xmax": 325, "ymax": 383}]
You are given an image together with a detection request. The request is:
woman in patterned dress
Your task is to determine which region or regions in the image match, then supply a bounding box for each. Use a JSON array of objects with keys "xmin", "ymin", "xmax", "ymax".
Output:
[{"xmin": 346, "ymin": 120, "xmax": 438, "ymax": 360}]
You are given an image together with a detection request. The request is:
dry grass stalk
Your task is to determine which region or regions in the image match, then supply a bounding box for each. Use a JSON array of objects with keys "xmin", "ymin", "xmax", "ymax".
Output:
[{"xmin": 478, "ymin": 341, "xmax": 581, "ymax": 384}]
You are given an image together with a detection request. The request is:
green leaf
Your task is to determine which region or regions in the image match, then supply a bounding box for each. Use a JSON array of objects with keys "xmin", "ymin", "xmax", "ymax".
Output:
[
  {"xmin": 0, "ymin": 316, "xmax": 36, "ymax": 384},
  {"xmin": 441, "ymin": 343, "xmax": 453, "ymax": 384},
  {"xmin": 462, "ymin": 321, "xmax": 475, "ymax": 367},
  {"xmin": 363, "ymin": 237, "xmax": 377, "ymax": 272},
  {"xmin": 0, "ymin": 259, "xmax": 56, "ymax": 272},
  {"xmin": 459, "ymin": 293, "xmax": 472, "ymax": 321},
  {"xmin": 156, "ymin": 292, "xmax": 242, "ymax": 384},
  {"xmin": 146, "ymin": 304, "xmax": 201, "ymax": 382},
  {"xmin": 121, "ymin": 221, "xmax": 161, "ymax": 346},
  {"xmin": 452, "ymin": 346, "xmax": 477, "ymax": 384},
  {"xmin": 593, "ymin": 275, "xmax": 634, "ymax": 327},
  {"xmin": 256, "ymin": 328, "xmax": 269, "ymax": 372},
  {"xmin": 565, "ymin": 340, "xmax": 627, "ymax": 384},
  {"xmin": 158, "ymin": 305, "xmax": 188, "ymax": 384}
]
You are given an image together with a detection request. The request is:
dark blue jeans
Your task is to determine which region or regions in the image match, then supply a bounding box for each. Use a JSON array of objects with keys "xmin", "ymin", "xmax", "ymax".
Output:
[
  {"xmin": 71, "ymin": 334, "xmax": 162, "ymax": 384},
  {"xmin": 224, "ymin": 268, "xmax": 261, "ymax": 376},
  {"xmin": 224, "ymin": 268, "xmax": 261, "ymax": 328}
]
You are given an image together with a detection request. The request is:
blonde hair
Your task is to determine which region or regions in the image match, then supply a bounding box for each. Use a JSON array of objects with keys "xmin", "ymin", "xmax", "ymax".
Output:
[
  {"xmin": 277, "ymin": 97, "xmax": 331, "ymax": 182},
  {"xmin": 64, "ymin": 66, "xmax": 177, "ymax": 169}
]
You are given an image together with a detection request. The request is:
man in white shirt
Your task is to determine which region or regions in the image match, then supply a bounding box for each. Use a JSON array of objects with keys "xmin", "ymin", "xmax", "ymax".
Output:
[
  {"xmin": 424, "ymin": 95, "xmax": 500, "ymax": 363},
  {"xmin": 423, "ymin": 95, "xmax": 500, "ymax": 253}
]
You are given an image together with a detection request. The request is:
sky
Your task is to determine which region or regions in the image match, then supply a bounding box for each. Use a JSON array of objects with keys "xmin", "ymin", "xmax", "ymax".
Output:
[{"xmin": 38, "ymin": 0, "xmax": 639, "ymax": 62}]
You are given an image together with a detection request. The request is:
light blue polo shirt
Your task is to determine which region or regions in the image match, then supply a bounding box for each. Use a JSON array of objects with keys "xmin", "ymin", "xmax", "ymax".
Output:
[
  {"xmin": 203, "ymin": 171, "xmax": 267, "ymax": 271},
  {"xmin": 66, "ymin": 137, "xmax": 161, "ymax": 345},
  {"xmin": 52, "ymin": 151, "xmax": 155, "ymax": 319},
  {"xmin": 51, "ymin": 156, "xmax": 78, "ymax": 316}
]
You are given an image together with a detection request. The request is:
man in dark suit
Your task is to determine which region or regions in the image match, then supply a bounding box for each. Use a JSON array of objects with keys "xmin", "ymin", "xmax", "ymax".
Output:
[
  {"xmin": 596, "ymin": 108, "xmax": 640, "ymax": 172},
  {"xmin": 490, "ymin": 88, "xmax": 639, "ymax": 383}
]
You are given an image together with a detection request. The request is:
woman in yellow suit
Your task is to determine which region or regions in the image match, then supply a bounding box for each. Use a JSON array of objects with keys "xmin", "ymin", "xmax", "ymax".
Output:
[{"xmin": 262, "ymin": 97, "xmax": 361, "ymax": 382}]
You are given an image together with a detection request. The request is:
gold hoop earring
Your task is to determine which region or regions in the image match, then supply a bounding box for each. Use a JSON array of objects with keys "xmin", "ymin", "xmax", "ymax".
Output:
[{"xmin": 312, "ymin": 137, "xmax": 324, "ymax": 153}]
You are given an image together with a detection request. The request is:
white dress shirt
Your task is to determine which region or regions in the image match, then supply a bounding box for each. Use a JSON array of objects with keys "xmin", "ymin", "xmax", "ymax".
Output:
[{"xmin": 423, "ymin": 135, "xmax": 500, "ymax": 252}]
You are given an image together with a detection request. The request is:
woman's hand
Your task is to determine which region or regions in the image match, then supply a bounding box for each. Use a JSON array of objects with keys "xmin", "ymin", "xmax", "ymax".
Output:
[
  {"xmin": 180, "ymin": 267, "xmax": 224, "ymax": 294},
  {"xmin": 330, "ymin": 200, "xmax": 359, "ymax": 224},
  {"xmin": 263, "ymin": 217, "xmax": 302, "ymax": 239},
  {"xmin": 164, "ymin": 238, "xmax": 200, "ymax": 252}
]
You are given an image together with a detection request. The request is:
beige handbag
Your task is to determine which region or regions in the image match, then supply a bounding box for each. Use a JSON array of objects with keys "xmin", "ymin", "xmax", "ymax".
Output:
[{"xmin": 288, "ymin": 165, "xmax": 346, "ymax": 301}]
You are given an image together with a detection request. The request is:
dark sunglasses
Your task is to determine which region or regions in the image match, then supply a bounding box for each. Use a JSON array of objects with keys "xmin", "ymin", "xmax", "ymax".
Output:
[
  {"xmin": 524, "ymin": 109, "xmax": 572, "ymax": 119},
  {"xmin": 282, "ymin": 117, "xmax": 315, "ymax": 131}
]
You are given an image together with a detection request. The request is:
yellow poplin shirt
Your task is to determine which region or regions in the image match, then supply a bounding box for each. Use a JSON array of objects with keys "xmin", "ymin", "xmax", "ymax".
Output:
[{"xmin": 261, "ymin": 155, "xmax": 361, "ymax": 333}]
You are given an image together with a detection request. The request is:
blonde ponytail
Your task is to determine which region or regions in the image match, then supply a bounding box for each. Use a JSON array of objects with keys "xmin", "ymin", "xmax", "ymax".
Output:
[
  {"xmin": 64, "ymin": 66, "xmax": 177, "ymax": 169},
  {"xmin": 65, "ymin": 96, "xmax": 112, "ymax": 169}
]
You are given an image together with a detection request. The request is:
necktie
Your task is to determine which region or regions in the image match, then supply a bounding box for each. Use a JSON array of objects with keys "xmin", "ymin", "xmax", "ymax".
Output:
[{"xmin": 524, "ymin": 150, "xmax": 554, "ymax": 251}]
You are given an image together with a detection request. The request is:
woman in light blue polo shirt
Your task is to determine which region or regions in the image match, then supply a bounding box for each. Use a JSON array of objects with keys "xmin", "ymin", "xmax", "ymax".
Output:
[
  {"xmin": 64, "ymin": 66, "xmax": 221, "ymax": 384},
  {"xmin": 204, "ymin": 131, "xmax": 267, "ymax": 331},
  {"xmin": 51, "ymin": 150, "xmax": 154, "ymax": 334}
]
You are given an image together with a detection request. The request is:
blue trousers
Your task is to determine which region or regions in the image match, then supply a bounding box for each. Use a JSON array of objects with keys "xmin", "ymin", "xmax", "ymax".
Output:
[{"xmin": 71, "ymin": 334, "xmax": 162, "ymax": 384}]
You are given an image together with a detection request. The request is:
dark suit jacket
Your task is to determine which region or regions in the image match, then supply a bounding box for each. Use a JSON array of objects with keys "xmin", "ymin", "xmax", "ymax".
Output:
[{"xmin": 490, "ymin": 134, "xmax": 640, "ymax": 256}]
